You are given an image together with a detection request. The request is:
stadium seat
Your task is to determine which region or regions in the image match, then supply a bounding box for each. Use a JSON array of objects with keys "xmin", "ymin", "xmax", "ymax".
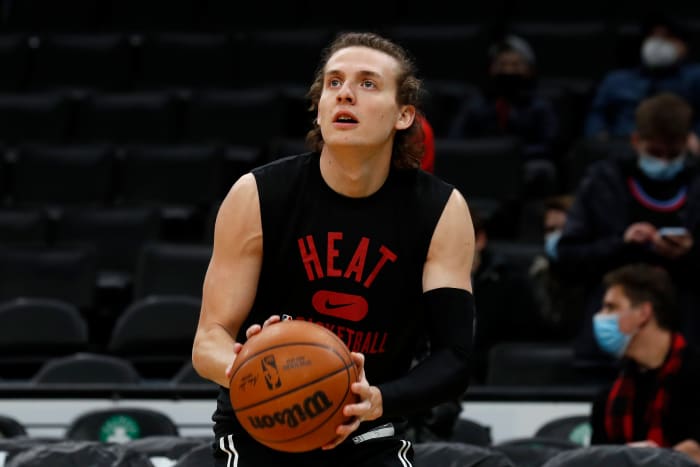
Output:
[
  {"xmin": 0, "ymin": 414, "xmax": 28, "ymax": 438},
  {"xmin": 125, "ymin": 436, "xmax": 209, "ymax": 466},
  {"xmin": 74, "ymin": 91, "xmax": 179, "ymax": 144},
  {"xmin": 133, "ymin": 242, "xmax": 211, "ymax": 300},
  {"xmin": 5, "ymin": 0, "xmax": 106, "ymax": 33},
  {"xmin": 28, "ymin": 34, "xmax": 134, "ymax": 92},
  {"xmin": 434, "ymin": 137, "xmax": 523, "ymax": 201},
  {"xmin": 541, "ymin": 445, "xmax": 699, "ymax": 467},
  {"xmin": 0, "ymin": 92, "xmax": 72, "ymax": 145},
  {"xmin": 104, "ymin": 0, "xmax": 197, "ymax": 33},
  {"xmin": 485, "ymin": 342, "xmax": 577, "ymax": 386},
  {"xmin": 562, "ymin": 137, "xmax": 635, "ymax": 192},
  {"xmin": 31, "ymin": 352, "xmax": 142, "ymax": 385},
  {"xmin": 117, "ymin": 144, "xmax": 223, "ymax": 233},
  {"xmin": 183, "ymin": 88, "xmax": 285, "ymax": 148},
  {"xmin": 233, "ymin": 28, "xmax": 333, "ymax": 88},
  {"xmin": 0, "ymin": 298, "xmax": 89, "ymax": 378},
  {"xmin": 492, "ymin": 437, "xmax": 579, "ymax": 467},
  {"xmin": 414, "ymin": 441, "xmax": 516, "ymax": 467},
  {"xmin": 383, "ymin": 24, "xmax": 490, "ymax": 83},
  {"xmin": 10, "ymin": 144, "xmax": 115, "ymax": 210},
  {"xmin": 7, "ymin": 440, "xmax": 154, "ymax": 466},
  {"xmin": 0, "ymin": 246, "xmax": 97, "ymax": 310},
  {"xmin": 54, "ymin": 206, "xmax": 160, "ymax": 290},
  {"xmin": 0, "ymin": 208, "xmax": 48, "ymax": 245},
  {"xmin": 66, "ymin": 408, "xmax": 179, "ymax": 442},
  {"xmin": 0, "ymin": 35, "xmax": 31, "ymax": 92},
  {"xmin": 422, "ymin": 80, "xmax": 478, "ymax": 138},
  {"xmin": 134, "ymin": 32, "xmax": 235, "ymax": 90},
  {"xmin": 534, "ymin": 414, "xmax": 592, "ymax": 447},
  {"xmin": 107, "ymin": 295, "xmax": 201, "ymax": 377},
  {"xmin": 172, "ymin": 442, "xmax": 212, "ymax": 467},
  {"xmin": 509, "ymin": 22, "xmax": 615, "ymax": 81}
]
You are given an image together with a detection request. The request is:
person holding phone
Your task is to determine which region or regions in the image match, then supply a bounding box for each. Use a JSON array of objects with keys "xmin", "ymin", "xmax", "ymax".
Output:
[{"xmin": 557, "ymin": 92, "xmax": 700, "ymax": 359}]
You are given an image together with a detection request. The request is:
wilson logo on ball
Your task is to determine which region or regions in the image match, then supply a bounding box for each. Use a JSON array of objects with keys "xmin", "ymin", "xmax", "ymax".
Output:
[{"xmin": 248, "ymin": 390, "xmax": 334, "ymax": 429}]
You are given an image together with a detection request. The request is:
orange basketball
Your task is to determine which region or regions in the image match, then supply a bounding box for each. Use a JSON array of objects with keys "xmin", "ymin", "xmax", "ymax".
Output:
[{"xmin": 228, "ymin": 319, "xmax": 359, "ymax": 452}]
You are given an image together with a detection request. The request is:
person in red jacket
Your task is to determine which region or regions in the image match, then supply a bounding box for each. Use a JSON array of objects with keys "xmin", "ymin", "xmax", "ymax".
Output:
[{"xmin": 419, "ymin": 115, "xmax": 435, "ymax": 173}]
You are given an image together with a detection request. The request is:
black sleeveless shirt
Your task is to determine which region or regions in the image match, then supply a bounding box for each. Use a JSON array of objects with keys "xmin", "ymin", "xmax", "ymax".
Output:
[{"xmin": 213, "ymin": 152, "xmax": 454, "ymax": 438}]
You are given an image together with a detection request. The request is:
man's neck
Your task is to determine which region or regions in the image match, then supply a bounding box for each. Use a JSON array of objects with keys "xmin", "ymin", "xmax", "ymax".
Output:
[
  {"xmin": 629, "ymin": 328, "xmax": 673, "ymax": 370},
  {"xmin": 319, "ymin": 146, "xmax": 392, "ymax": 198}
]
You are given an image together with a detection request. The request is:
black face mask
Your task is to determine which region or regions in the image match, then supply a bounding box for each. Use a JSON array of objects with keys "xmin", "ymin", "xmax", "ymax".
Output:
[{"xmin": 488, "ymin": 74, "xmax": 534, "ymax": 101}]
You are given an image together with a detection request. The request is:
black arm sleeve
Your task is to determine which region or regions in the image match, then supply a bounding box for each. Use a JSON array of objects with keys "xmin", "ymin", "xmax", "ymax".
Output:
[{"xmin": 377, "ymin": 288, "xmax": 474, "ymax": 418}]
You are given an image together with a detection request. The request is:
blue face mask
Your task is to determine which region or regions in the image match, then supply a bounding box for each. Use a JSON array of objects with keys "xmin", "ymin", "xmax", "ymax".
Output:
[
  {"xmin": 638, "ymin": 152, "xmax": 686, "ymax": 181},
  {"xmin": 544, "ymin": 230, "xmax": 562, "ymax": 260},
  {"xmin": 593, "ymin": 313, "xmax": 633, "ymax": 358}
]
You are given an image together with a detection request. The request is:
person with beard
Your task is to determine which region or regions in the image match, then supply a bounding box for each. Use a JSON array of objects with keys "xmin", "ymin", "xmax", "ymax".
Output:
[
  {"xmin": 447, "ymin": 34, "xmax": 560, "ymax": 197},
  {"xmin": 557, "ymin": 92, "xmax": 700, "ymax": 362},
  {"xmin": 584, "ymin": 16, "xmax": 700, "ymax": 151}
]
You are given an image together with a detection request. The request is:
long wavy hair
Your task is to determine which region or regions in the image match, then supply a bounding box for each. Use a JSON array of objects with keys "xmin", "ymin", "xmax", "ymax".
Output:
[{"xmin": 305, "ymin": 31, "xmax": 426, "ymax": 169}]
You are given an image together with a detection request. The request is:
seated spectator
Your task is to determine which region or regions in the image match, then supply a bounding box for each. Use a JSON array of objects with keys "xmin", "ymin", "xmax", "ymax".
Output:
[
  {"xmin": 590, "ymin": 263, "xmax": 700, "ymax": 465},
  {"xmin": 584, "ymin": 15, "xmax": 700, "ymax": 150},
  {"xmin": 447, "ymin": 34, "xmax": 560, "ymax": 197},
  {"xmin": 558, "ymin": 92, "xmax": 700, "ymax": 359},
  {"xmin": 529, "ymin": 194, "xmax": 586, "ymax": 339},
  {"xmin": 471, "ymin": 209, "xmax": 544, "ymax": 383},
  {"xmin": 419, "ymin": 114, "xmax": 436, "ymax": 173}
]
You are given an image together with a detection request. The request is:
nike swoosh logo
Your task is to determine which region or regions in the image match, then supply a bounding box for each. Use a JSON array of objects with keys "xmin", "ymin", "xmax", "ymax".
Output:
[{"xmin": 312, "ymin": 290, "xmax": 368, "ymax": 322}]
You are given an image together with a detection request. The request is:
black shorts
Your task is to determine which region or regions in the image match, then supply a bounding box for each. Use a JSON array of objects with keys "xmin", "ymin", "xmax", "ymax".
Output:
[{"xmin": 214, "ymin": 423, "xmax": 414, "ymax": 467}]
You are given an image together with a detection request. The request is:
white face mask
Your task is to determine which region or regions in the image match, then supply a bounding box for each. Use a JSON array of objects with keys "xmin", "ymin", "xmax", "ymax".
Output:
[{"xmin": 641, "ymin": 37, "xmax": 680, "ymax": 68}]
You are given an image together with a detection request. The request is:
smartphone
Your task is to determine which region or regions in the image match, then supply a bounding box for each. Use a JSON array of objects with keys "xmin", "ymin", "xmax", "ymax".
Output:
[{"xmin": 658, "ymin": 227, "xmax": 689, "ymax": 238}]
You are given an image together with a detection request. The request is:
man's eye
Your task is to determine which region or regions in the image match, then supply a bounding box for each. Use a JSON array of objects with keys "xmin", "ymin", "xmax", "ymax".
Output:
[
  {"xmin": 361, "ymin": 80, "xmax": 375, "ymax": 88},
  {"xmin": 329, "ymin": 78, "xmax": 341, "ymax": 87}
]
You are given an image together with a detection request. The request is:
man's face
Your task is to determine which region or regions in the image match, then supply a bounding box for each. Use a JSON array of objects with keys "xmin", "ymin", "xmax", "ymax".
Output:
[
  {"xmin": 544, "ymin": 209, "xmax": 567, "ymax": 234},
  {"xmin": 489, "ymin": 51, "xmax": 532, "ymax": 77},
  {"xmin": 636, "ymin": 137, "xmax": 687, "ymax": 160},
  {"xmin": 316, "ymin": 46, "xmax": 414, "ymax": 151},
  {"xmin": 599, "ymin": 285, "xmax": 643, "ymax": 335}
]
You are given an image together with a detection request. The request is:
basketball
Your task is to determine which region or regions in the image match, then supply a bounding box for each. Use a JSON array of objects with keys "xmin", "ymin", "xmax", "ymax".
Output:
[{"xmin": 228, "ymin": 319, "xmax": 359, "ymax": 452}]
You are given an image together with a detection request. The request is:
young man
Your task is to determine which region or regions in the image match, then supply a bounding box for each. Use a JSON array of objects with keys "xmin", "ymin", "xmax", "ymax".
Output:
[
  {"xmin": 192, "ymin": 32, "xmax": 475, "ymax": 467},
  {"xmin": 557, "ymin": 92, "xmax": 700, "ymax": 359},
  {"xmin": 590, "ymin": 263, "xmax": 700, "ymax": 464}
]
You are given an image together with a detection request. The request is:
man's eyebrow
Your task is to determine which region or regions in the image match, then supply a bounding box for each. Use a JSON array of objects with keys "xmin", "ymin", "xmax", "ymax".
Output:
[{"xmin": 324, "ymin": 69, "xmax": 382, "ymax": 79}]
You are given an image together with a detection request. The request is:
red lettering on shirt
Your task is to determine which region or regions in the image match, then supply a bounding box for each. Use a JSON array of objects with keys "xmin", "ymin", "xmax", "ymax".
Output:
[{"xmin": 298, "ymin": 235, "xmax": 323, "ymax": 280}]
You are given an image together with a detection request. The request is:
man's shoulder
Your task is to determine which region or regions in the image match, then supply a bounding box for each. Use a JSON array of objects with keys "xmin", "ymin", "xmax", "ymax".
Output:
[
  {"xmin": 253, "ymin": 152, "xmax": 315, "ymax": 175},
  {"xmin": 599, "ymin": 67, "xmax": 644, "ymax": 84}
]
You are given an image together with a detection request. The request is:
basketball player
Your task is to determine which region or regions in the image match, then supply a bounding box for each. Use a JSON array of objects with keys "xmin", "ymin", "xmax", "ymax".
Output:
[{"xmin": 192, "ymin": 31, "xmax": 476, "ymax": 467}]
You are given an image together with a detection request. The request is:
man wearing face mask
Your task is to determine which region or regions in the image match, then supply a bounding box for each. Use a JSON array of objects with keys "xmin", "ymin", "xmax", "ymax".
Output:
[
  {"xmin": 589, "ymin": 263, "xmax": 700, "ymax": 464},
  {"xmin": 447, "ymin": 34, "xmax": 560, "ymax": 197},
  {"xmin": 557, "ymin": 92, "xmax": 700, "ymax": 361},
  {"xmin": 584, "ymin": 16, "xmax": 700, "ymax": 147},
  {"xmin": 529, "ymin": 195, "xmax": 586, "ymax": 339}
]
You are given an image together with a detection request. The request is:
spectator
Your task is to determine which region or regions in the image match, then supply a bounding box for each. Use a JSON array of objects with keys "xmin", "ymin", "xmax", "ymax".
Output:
[
  {"xmin": 419, "ymin": 114, "xmax": 436, "ymax": 173},
  {"xmin": 558, "ymin": 92, "xmax": 700, "ymax": 359},
  {"xmin": 447, "ymin": 34, "xmax": 560, "ymax": 197},
  {"xmin": 471, "ymin": 209, "xmax": 543, "ymax": 383},
  {"xmin": 584, "ymin": 15, "xmax": 700, "ymax": 149},
  {"xmin": 529, "ymin": 194, "xmax": 586, "ymax": 339},
  {"xmin": 590, "ymin": 263, "xmax": 700, "ymax": 464}
]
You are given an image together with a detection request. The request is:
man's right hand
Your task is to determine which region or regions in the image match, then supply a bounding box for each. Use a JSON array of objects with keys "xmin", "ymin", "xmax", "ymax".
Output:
[
  {"xmin": 624, "ymin": 222, "xmax": 657, "ymax": 244},
  {"xmin": 225, "ymin": 315, "xmax": 285, "ymax": 380}
]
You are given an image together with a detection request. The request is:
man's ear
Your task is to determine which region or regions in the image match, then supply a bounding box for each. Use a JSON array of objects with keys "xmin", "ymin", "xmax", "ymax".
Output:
[
  {"xmin": 396, "ymin": 105, "xmax": 415, "ymax": 130},
  {"xmin": 631, "ymin": 131, "xmax": 641, "ymax": 151},
  {"xmin": 638, "ymin": 301, "xmax": 655, "ymax": 326}
]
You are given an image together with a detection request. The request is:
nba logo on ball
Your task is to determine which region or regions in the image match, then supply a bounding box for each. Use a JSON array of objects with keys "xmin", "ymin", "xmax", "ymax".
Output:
[
  {"xmin": 261, "ymin": 355, "xmax": 282, "ymax": 390},
  {"xmin": 229, "ymin": 320, "xmax": 359, "ymax": 452}
]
